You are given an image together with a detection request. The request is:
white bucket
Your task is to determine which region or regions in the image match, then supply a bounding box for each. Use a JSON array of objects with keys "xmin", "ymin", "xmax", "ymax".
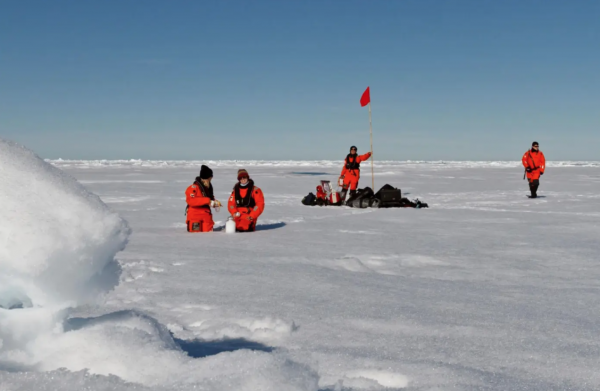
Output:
[{"xmin": 225, "ymin": 217, "xmax": 236, "ymax": 234}]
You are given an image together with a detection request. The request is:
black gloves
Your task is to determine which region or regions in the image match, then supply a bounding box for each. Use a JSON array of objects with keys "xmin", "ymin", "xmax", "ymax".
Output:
[{"xmin": 526, "ymin": 168, "xmax": 532, "ymax": 173}]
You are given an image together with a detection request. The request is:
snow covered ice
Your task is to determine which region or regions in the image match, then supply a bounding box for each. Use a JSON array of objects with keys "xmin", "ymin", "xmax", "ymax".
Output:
[
  {"xmin": 0, "ymin": 139, "xmax": 317, "ymax": 391},
  {"xmin": 2, "ymin": 138, "xmax": 600, "ymax": 390}
]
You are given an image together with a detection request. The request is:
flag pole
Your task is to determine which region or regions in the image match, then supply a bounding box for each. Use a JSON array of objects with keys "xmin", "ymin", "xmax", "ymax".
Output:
[{"xmin": 369, "ymin": 102, "xmax": 374, "ymax": 190}]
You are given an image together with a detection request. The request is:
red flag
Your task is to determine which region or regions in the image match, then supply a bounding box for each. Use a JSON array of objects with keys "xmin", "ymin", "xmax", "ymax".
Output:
[{"xmin": 360, "ymin": 87, "xmax": 370, "ymax": 107}]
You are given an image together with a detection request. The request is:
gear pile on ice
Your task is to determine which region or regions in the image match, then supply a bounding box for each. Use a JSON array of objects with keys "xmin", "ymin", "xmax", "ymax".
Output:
[
  {"xmin": 302, "ymin": 180, "xmax": 343, "ymax": 207},
  {"xmin": 302, "ymin": 182, "xmax": 428, "ymax": 209}
]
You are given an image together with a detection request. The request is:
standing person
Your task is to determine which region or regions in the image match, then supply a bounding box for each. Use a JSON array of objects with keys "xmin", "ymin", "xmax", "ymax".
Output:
[
  {"xmin": 339, "ymin": 146, "xmax": 372, "ymax": 200},
  {"xmin": 185, "ymin": 165, "xmax": 222, "ymax": 232},
  {"xmin": 228, "ymin": 169, "xmax": 265, "ymax": 232},
  {"xmin": 522, "ymin": 141, "xmax": 546, "ymax": 198}
]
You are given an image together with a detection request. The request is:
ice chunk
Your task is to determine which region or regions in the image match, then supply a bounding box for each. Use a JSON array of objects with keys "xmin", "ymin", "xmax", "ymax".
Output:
[
  {"xmin": 0, "ymin": 286, "xmax": 32, "ymax": 309},
  {"xmin": 0, "ymin": 138, "xmax": 130, "ymax": 359},
  {"xmin": 0, "ymin": 138, "xmax": 130, "ymax": 309}
]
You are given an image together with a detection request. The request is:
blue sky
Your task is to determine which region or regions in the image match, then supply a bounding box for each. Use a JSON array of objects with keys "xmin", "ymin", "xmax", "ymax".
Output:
[{"xmin": 1, "ymin": 1, "xmax": 598, "ymax": 160}]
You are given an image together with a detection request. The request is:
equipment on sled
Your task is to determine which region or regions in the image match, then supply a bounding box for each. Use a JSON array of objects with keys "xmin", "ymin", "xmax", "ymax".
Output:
[
  {"xmin": 302, "ymin": 181, "xmax": 343, "ymax": 206},
  {"xmin": 320, "ymin": 180, "xmax": 343, "ymax": 206},
  {"xmin": 344, "ymin": 184, "xmax": 429, "ymax": 209}
]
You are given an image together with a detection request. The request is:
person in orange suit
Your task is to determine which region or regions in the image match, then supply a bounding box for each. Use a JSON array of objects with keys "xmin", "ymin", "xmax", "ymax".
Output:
[
  {"xmin": 522, "ymin": 141, "xmax": 546, "ymax": 198},
  {"xmin": 185, "ymin": 165, "xmax": 222, "ymax": 232},
  {"xmin": 228, "ymin": 169, "xmax": 265, "ymax": 232},
  {"xmin": 339, "ymin": 146, "xmax": 372, "ymax": 201}
]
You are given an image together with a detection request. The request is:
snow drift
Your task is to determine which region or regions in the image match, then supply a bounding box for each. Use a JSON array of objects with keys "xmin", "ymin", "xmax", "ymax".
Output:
[
  {"xmin": 0, "ymin": 139, "xmax": 130, "ymax": 309},
  {"xmin": 0, "ymin": 137, "xmax": 130, "ymax": 358}
]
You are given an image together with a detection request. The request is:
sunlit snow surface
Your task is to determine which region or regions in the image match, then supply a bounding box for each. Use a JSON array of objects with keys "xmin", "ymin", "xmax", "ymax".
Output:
[{"xmin": 2, "ymin": 150, "xmax": 600, "ymax": 390}]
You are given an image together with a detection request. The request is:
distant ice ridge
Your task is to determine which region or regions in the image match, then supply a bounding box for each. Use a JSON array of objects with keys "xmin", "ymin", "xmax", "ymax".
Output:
[{"xmin": 47, "ymin": 159, "xmax": 600, "ymax": 169}]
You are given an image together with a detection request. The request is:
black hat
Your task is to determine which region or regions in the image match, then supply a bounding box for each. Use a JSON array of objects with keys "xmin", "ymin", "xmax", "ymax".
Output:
[
  {"xmin": 199, "ymin": 165, "xmax": 213, "ymax": 179},
  {"xmin": 532, "ymin": 141, "xmax": 539, "ymax": 146},
  {"xmin": 350, "ymin": 145, "xmax": 357, "ymax": 151}
]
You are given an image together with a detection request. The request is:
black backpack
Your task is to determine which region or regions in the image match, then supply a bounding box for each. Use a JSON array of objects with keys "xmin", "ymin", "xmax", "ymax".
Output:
[
  {"xmin": 375, "ymin": 184, "xmax": 402, "ymax": 208},
  {"xmin": 301, "ymin": 192, "xmax": 317, "ymax": 206},
  {"xmin": 369, "ymin": 198, "xmax": 381, "ymax": 208},
  {"xmin": 346, "ymin": 187, "xmax": 374, "ymax": 208},
  {"xmin": 350, "ymin": 198, "xmax": 372, "ymax": 208}
]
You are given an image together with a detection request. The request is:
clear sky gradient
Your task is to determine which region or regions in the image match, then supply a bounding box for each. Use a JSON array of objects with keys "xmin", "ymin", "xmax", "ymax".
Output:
[{"xmin": 1, "ymin": 1, "xmax": 598, "ymax": 160}]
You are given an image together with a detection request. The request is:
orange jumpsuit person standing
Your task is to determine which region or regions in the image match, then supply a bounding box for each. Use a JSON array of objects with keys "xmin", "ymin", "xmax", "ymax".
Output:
[
  {"xmin": 228, "ymin": 169, "xmax": 265, "ymax": 232},
  {"xmin": 185, "ymin": 165, "xmax": 222, "ymax": 232},
  {"xmin": 339, "ymin": 146, "xmax": 372, "ymax": 200},
  {"xmin": 522, "ymin": 141, "xmax": 546, "ymax": 198}
]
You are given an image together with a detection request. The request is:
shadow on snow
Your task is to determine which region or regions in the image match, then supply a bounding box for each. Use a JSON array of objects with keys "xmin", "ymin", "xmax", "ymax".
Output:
[
  {"xmin": 213, "ymin": 222, "xmax": 286, "ymax": 232},
  {"xmin": 63, "ymin": 310, "xmax": 275, "ymax": 360},
  {"xmin": 176, "ymin": 337, "xmax": 274, "ymax": 358},
  {"xmin": 256, "ymin": 222, "xmax": 286, "ymax": 231}
]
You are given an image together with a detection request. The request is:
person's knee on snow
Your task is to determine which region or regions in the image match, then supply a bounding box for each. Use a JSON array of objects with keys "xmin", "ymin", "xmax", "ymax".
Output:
[
  {"xmin": 228, "ymin": 169, "xmax": 265, "ymax": 232},
  {"xmin": 187, "ymin": 217, "xmax": 214, "ymax": 233},
  {"xmin": 185, "ymin": 165, "xmax": 221, "ymax": 232}
]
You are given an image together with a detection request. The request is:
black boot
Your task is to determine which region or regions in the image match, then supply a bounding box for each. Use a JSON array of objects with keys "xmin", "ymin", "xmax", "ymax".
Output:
[
  {"xmin": 529, "ymin": 180, "xmax": 539, "ymax": 198},
  {"xmin": 349, "ymin": 190, "xmax": 357, "ymax": 198},
  {"xmin": 531, "ymin": 179, "xmax": 539, "ymax": 198}
]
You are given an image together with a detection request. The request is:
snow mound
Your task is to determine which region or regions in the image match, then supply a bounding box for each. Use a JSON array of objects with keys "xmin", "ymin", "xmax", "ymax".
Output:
[
  {"xmin": 0, "ymin": 309, "xmax": 318, "ymax": 390},
  {"xmin": 0, "ymin": 138, "xmax": 130, "ymax": 309},
  {"xmin": 0, "ymin": 138, "xmax": 129, "ymax": 368},
  {"xmin": 32, "ymin": 310, "xmax": 318, "ymax": 390}
]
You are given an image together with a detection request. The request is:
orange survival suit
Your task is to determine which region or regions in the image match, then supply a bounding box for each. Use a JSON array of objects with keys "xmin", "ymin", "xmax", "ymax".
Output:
[
  {"xmin": 522, "ymin": 148, "xmax": 546, "ymax": 180},
  {"xmin": 227, "ymin": 179, "xmax": 265, "ymax": 232},
  {"xmin": 185, "ymin": 179, "xmax": 215, "ymax": 232},
  {"xmin": 340, "ymin": 151, "xmax": 372, "ymax": 197},
  {"xmin": 522, "ymin": 146, "xmax": 546, "ymax": 198}
]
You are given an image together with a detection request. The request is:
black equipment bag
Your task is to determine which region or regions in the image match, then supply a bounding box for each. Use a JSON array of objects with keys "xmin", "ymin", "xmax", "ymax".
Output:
[
  {"xmin": 350, "ymin": 197, "xmax": 371, "ymax": 208},
  {"xmin": 302, "ymin": 192, "xmax": 317, "ymax": 206},
  {"xmin": 346, "ymin": 187, "xmax": 374, "ymax": 208},
  {"xmin": 375, "ymin": 184, "xmax": 402, "ymax": 207},
  {"xmin": 374, "ymin": 184, "xmax": 396, "ymax": 197}
]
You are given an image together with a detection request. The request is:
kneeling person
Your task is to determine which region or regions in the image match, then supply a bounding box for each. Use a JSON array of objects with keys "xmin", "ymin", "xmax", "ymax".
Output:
[
  {"xmin": 228, "ymin": 169, "xmax": 265, "ymax": 232},
  {"xmin": 185, "ymin": 165, "xmax": 222, "ymax": 232}
]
